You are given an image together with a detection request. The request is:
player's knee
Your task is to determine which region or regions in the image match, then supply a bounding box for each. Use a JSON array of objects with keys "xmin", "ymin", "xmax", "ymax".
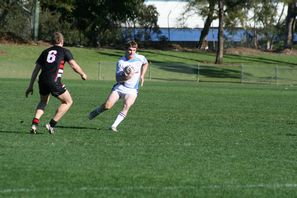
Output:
[
  {"xmin": 64, "ymin": 98, "xmax": 73, "ymax": 106},
  {"xmin": 104, "ymin": 102, "xmax": 113, "ymax": 110},
  {"xmin": 68, "ymin": 99, "xmax": 73, "ymax": 106},
  {"xmin": 37, "ymin": 102, "xmax": 47, "ymax": 110},
  {"xmin": 123, "ymin": 103, "xmax": 132, "ymax": 110}
]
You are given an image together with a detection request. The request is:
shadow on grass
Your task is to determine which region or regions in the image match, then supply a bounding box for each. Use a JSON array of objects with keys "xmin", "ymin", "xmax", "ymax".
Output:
[
  {"xmin": 0, "ymin": 130, "xmax": 28, "ymax": 134},
  {"xmin": 152, "ymin": 62, "xmax": 244, "ymax": 79},
  {"xmin": 97, "ymin": 50, "xmax": 123, "ymax": 60},
  {"xmin": 56, "ymin": 125, "xmax": 102, "ymax": 131},
  {"xmin": 226, "ymin": 54, "xmax": 297, "ymax": 66},
  {"xmin": 286, "ymin": 133, "xmax": 297, "ymax": 136},
  {"xmin": 0, "ymin": 125, "xmax": 101, "ymax": 134},
  {"xmin": 145, "ymin": 49, "xmax": 297, "ymax": 66},
  {"xmin": 143, "ymin": 49, "xmax": 205, "ymax": 63},
  {"xmin": 0, "ymin": 130, "xmax": 48, "ymax": 135}
]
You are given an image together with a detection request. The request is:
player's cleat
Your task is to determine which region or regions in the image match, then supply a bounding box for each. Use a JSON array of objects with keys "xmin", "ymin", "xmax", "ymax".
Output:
[
  {"xmin": 88, "ymin": 108, "xmax": 100, "ymax": 120},
  {"xmin": 110, "ymin": 126, "xmax": 118, "ymax": 132},
  {"xmin": 30, "ymin": 124, "xmax": 37, "ymax": 134},
  {"xmin": 46, "ymin": 123, "xmax": 55, "ymax": 134}
]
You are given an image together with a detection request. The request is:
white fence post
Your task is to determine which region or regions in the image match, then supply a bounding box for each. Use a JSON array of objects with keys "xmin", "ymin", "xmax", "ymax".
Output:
[
  {"xmin": 275, "ymin": 65, "xmax": 279, "ymax": 85},
  {"xmin": 149, "ymin": 61, "xmax": 152, "ymax": 80},
  {"xmin": 97, "ymin": 62, "xmax": 101, "ymax": 80},
  {"xmin": 240, "ymin": 64, "xmax": 244, "ymax": 84},
  {"xmin": 197, "ymin": 63, "xmax": 200, "ymax": 82}
]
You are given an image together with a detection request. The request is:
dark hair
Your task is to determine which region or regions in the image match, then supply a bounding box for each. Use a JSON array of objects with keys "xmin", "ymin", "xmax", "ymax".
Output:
[
  {"xmin": 52, "ymin": 32, "xmax": 64, "ymax": 44},
  {"xmin": 126, "ymin": 40, "xmax": 138, "ymax": 49}
]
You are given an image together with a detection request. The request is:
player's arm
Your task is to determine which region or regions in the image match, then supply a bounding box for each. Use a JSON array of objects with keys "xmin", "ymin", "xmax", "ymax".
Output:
[
  {"xmin": 68, "ymin": 59, "xmax": 87, "ymax": 80},
  {"xmin": 140, "ymin": 61, "xmax": 149, "ymax": 86},
  {"xmin": 26, "ymin": 63, "xmax": 41, "ymax": 97}
]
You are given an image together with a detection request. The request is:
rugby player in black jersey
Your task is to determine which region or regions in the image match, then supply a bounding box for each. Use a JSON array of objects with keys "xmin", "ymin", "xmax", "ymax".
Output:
[{"xmin": 25, "ymin": 32, "xmax": 87, "ymax": 134}]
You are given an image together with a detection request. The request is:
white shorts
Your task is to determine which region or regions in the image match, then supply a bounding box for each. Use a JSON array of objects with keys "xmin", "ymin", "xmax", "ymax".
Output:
[{"xmin": 112, "ymin": 84, "xmax": 138, "ymax": 98}]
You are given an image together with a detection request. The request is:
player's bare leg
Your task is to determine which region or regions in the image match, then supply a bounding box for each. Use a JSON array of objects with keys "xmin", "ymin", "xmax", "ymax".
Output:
[
  {"xmin": 53, "ymin": 90, "xmax": 73, "ymax": 121},
  {"xmin": 46, "ymin": 90, "xmax": 73, "ymax": 134},
  {"xmin": 110, "ymin": 93, "xmax": 137, "ymax": 132},
  {"xmin": 31, "ymin": 94, "xmax": 50, "ymax": 134},
  {"xmin": 88, "ymin": 91, "xmax": 120, "ymax": 120}
]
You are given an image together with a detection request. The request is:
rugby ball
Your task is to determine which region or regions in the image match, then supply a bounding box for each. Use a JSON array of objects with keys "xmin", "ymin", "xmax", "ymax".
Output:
[{"xmin": 124, "ymin": 65, "xmax": 133, "ymax": 75}]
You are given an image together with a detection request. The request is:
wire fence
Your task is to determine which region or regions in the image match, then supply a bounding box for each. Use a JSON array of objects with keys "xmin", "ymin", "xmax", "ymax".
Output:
[{"xmin": 97, "ymin": 61, "xmax": 297, "ymax": 85}]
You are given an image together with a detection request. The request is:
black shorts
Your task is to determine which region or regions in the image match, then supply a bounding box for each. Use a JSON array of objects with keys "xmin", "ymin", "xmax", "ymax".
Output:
[{"xmin": 38, "ymin": 80, "xmax": 67, "ymax": 97}]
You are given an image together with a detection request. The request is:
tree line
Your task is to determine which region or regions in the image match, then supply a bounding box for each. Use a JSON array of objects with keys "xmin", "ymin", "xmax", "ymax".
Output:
[
  {"xmin": 0, "ymin": 0, "xmax": 159, "ymax": 47},
  {"xmin": 1, "ymin": 0, "xmax": 296, "ymax": 64},
  {"xmin": 182, "ymin": 0, "xmax": 297, "ymax": 63}
]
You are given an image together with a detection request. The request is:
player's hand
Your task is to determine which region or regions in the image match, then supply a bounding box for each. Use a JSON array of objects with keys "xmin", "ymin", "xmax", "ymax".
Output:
[
  {"xmin": 81, "ymin": 73, "xmax": 87, "ymax": 80},
  {"xmin": 25, "ymin": 88, "xmax": 33, "ymax": 98}
]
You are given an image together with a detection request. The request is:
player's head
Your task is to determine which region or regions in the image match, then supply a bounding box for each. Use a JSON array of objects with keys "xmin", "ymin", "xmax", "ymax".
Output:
[
  {"xmin": 52, "ymin": 32, "xmax": 64, "ymax": 46},
  {"xmin": 126, "ymin": 41, "xmax": 137, "ymax": 59},
  {"xmin": 126, "ymin": 40, "xmax": 138, "ymax": 49}
]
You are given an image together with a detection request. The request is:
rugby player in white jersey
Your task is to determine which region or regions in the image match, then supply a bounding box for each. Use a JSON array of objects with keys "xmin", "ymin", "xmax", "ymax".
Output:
[{"xmin": 88, "ymin": 41, "xmax": 149, "ymax": 132}]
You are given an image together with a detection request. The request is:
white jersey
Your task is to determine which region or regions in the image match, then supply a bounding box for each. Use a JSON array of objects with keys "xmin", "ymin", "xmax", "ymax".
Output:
[{"xmin": 116, "ymin": 53, "xmax": 148, "ymax": 90}]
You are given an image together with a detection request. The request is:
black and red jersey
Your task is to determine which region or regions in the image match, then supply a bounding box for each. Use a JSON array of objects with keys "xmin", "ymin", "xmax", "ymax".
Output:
[{"xmin": 36, "ymin": 45, "xmax": 73, "ymax": 83}]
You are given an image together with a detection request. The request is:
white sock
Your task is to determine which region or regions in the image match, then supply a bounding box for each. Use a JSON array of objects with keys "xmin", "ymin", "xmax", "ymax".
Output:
[{"xmin": 112, "ymin": 112, "xmax": 126, "ymax": 128}]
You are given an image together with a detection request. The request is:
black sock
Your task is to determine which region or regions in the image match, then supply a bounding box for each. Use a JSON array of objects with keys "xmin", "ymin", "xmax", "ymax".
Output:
[{"xmin": 49, "ymin": 119, "xmax": 57, "ymax": 128}]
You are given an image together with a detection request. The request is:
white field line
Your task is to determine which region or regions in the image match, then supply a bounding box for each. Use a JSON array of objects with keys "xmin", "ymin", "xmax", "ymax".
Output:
[{"xmin": 1, "ymin": 183, "xmax": 297, "ymax": 194}]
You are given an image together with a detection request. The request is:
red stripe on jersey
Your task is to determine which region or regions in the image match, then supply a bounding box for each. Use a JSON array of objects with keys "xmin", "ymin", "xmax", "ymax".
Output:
[
  {"xmin": 59, "ymin": 60, "xmax": 65, "ymax": 69},
  {"xmin": 54, "ymin": 60, "xmax": 65, "ymax": 81}
]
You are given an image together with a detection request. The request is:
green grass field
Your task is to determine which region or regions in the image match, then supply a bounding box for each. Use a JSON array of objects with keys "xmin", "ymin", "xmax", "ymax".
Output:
[
  {"xmin": 1, "ymin": 78, "xmax": 297, "ymax": 197},
  {"xmin": 1, "ymin": 44, "xmax": 297, "ymax": 197}
]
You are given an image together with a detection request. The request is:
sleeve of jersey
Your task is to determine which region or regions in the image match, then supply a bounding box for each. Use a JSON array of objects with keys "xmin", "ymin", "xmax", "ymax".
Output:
[
  {"xmin": 143, "ymin": 56, "xmax": 148, "ymax": 64},
  {"xmin": 139, "ymin": 55, "xmax": 148, "ymax": 64},
  {"xmin": 64, "ymin": 49, "xmax": 74, "ymax": 62},
  {"xmin": 35, "ymin": 51, "xmax": 45, "ymax": 66},
  {"xmin": 115, "ymin": 61, "xmax": 126, "ymax": 82},
  {"xmin": 116, "ymin": 61, "xmax": 124, "ymax": 76}
]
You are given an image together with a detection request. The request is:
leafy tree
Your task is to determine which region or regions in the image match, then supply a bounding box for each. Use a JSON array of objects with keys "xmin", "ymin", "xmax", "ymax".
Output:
[
  {"xmin": 125, "ymin": 4, "xmax": 159, "ymax": 42},
  {"xmin": 0, "ymin": 0, "xmax": 159, "ymax": 47},
  {"xmin": 39, "ymin": 0, "xmax": 81, "ymax": 44},
  {"xmin": 0, "ymin": 0, "xmax": 34, "ymax": 40},
  {"xmin": 183, "ymin": 0, "xmax": 249, "ymax": 63},
  {"xmin": 72, "ymin": 0, "xmax": 157, "ymax": 46},
  {"xmin": 284, "ymin": 0, "xmax": 297, "ymax": 49},
  {"xmin": 182, "ymin": 0, "xmax": 249, "ymax": 50},
  {"xmin": 247, "ymin": 0, "xmax": 286, "ymax": 50},
  {"xmin": 215, "ymin": 0, "xmax": 250, "ymax": 64}
]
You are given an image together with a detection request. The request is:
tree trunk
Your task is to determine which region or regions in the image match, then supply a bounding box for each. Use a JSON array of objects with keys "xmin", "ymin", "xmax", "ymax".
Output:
[
  {"xmin": 33, "ymin": 0, "xmax": 40, "ymax": 41},
  {"xmin": 215, "ymin": 0, "xmax": 224, "ymax": 64},
  {"xmin": 197, "ymin": 2, "xmax": 215, "ymax": 49},
  {"xmin": 253, "ymin": 28, "xmax": 258, "ymax": 49},
  {"xmin": 285, "ymin": 2, "xmax": 296, "ymax": 49},
  {"xmin": 197, "ymin": 16, "xmax": 212, "ymax": 49},
  {"xmin": 266, "ymin": 40, "xmax": 271, "ymax": 50}
]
